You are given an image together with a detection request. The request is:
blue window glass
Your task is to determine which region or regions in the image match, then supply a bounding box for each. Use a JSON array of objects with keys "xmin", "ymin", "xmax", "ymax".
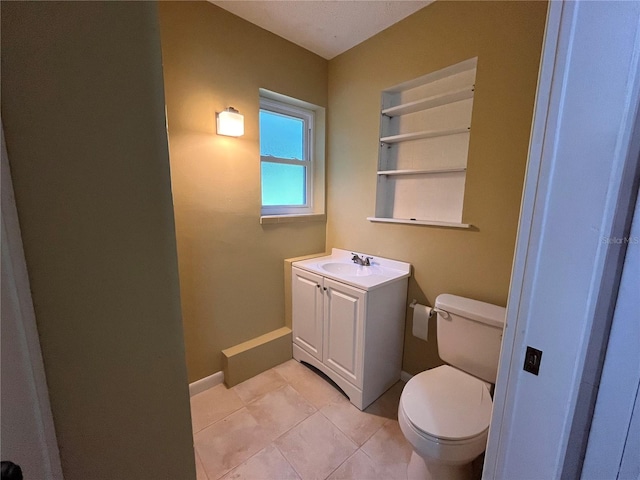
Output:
[
  {"xmin": 260, "ymin": 110, "xmax": 304, "ymax": 160},
  {"xmin": 260, "ymin": 97, "xmax": 314, "ymax": 213},
  {"xmin": 261, "ymin": 163, "xmax": 306, "ymax": 206}
]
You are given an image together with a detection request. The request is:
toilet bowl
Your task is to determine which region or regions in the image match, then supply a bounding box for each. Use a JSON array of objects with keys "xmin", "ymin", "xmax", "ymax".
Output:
[
  {"xmin": 398, "ymin": 294, "xmax": 506, "ymax": 480},
  {"xmin": 398, "ymin": 365, "xmax": 492, "ymax": 480}
]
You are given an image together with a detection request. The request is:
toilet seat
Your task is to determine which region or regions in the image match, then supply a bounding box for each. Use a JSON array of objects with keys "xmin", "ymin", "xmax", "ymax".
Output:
[{"xmin": 401, "ymin": 365, "xmax": 493, "ymax": 442}]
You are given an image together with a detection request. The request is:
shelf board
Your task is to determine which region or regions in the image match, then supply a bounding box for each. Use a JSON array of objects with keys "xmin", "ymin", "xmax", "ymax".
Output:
[
  {"xmin": 381, "ymin": 87, "xmax": 474, "ymax": 117},
  {"xmin": 384, "ymin": 57, "xmax": 478, "ymax": 93},
  {"xmin": 380, "ymin": 127, "xmax": 470, "ymax": 144},
  {"xmin": 377, "ymin": 167, "xmax": 466, "ymax": 176},
  {"xmin": 367, "ymin": 217, "xmax": 472, "ymax": 229}
]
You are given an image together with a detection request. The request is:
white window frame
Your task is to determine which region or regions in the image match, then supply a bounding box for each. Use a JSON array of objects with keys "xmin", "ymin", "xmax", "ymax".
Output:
[{"xmin": 260, "ymin": 97, "xmax": 315, "ymax": 216}]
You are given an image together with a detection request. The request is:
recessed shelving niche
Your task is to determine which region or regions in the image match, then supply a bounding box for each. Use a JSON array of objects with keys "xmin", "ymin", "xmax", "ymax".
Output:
[{"xmin": 368, "ymin": 57, "xmax": 477, "ymax": 228}]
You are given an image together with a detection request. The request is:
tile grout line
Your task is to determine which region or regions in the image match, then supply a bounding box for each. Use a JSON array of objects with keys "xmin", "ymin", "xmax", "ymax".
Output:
[
  {"xmin": 195, "ymin": 448, "xmax": 210, "ymax": 480},
  {"xmin": 358, "ymin": 418, "xmax": 409, "ymax": 472},
  {"xmin": 191, "ymin": 383, "xmax": 248, "ymax": 435},
  {"xmin": 192, "ymin": 402, "xmax": 247, "ymax": 437},
  {"xmin": 207, "ymin": 376, "xmax": 319, "ymax": 479},
  {"xmin": 274, "ymin": 363, "xmax": 393, "ymax": 461},
  {"xmin": 317, "ymin": 404, "xmax": 388, "ymax": 448},
  {"xmin": 269, "ymin": 403, "xmax": 319, "ymax": 446},
  {"xmin": 193, "ymin": 370, "xmax": 296, "ymax": 437},
  {"xmin": 274, "ymin": 369, "xmax": 346, "ymax": 413},
  {"xmin": 195, "ymin": 362, "xmax": 404, "ymax": 480},
  {"xmin": 322, "ymin": 447, "xmax": 361, "ymax": 480},
  {"xmin": 273, "ymin": 442, "xmax": 305, "ymax": 480},
  {"xmin": 269, "ymin": 367, "xmax": 357, "ymax": 480}
]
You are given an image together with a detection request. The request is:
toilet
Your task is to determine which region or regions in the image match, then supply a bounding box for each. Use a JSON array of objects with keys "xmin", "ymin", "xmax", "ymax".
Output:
[{"xmin": 398, "ymin": 294, "xmax": 506, "ymax": 480}]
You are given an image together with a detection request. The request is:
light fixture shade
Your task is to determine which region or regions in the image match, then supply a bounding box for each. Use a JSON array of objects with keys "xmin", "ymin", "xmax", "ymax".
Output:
[{"xmin": 216, "ymin": 107, "xmax": 244, "ymax": 137}]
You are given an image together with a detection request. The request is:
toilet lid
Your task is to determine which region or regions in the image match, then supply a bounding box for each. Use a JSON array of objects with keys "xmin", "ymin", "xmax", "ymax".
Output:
[{"xmin": 402, "ymin": 365, "xmax": 493, "ymax": 441}]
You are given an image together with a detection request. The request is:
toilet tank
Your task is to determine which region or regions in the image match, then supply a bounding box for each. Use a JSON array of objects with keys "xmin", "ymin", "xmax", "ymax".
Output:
[{"xmin": 435, "ymin": 294, "xmax": 506, "ymax": 384}]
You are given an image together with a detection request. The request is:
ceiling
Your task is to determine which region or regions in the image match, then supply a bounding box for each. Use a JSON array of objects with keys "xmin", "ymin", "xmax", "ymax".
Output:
[{"xmin": 209, "ymin": 1, "xmax": 434, "ymax": 60}]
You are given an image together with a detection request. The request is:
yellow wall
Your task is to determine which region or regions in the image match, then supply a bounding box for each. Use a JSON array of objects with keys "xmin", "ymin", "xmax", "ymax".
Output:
[
  {"xmin": 327, "ymin": 1, "xmax": 547, "ymax": 374},
  {"xmin": 158, "ymin": 2, "xmax": 328, "ymax": 382},
  {"xmin": 1, "ymin": 2, "xmax": 195, "ymax": 478}
]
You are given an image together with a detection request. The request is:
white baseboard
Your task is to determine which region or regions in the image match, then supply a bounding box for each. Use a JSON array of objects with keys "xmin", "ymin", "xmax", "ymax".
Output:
[
  {"xmin": 189, "ymin": 371, "xmax": 224, "ymax": 397},
  {"xmin": 400, "ymin": 371, "xmax": 414, "ymax": 383}
]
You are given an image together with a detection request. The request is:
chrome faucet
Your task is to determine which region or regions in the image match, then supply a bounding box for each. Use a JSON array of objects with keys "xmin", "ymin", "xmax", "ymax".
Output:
[{"xmin": 351, "ymin": 253, "xmax": 373, "ymax": 266}]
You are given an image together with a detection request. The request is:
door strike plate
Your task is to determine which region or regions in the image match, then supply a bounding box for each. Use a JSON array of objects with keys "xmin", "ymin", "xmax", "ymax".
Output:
[{"xmin": 523, "ymin": 346, "xmax": 543, "ymax": 376}]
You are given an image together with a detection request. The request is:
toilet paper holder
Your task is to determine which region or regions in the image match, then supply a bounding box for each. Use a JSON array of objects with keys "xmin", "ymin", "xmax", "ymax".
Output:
[{"xmin": 409, "ymin": 299, "xmax": 448, "ymax": 318}]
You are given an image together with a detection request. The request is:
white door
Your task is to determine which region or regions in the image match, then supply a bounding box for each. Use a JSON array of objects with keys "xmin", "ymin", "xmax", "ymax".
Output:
[
  {"xmin": 323, "ymin": 278, "xmax": 365, "ymax": 387},
  {"xmin": 292, "ymin": 267, "xmax": 324, "ymax": 361},
  {"xmin": 581, "ymin": 192, "xmax": 640, "ymax": 479}
]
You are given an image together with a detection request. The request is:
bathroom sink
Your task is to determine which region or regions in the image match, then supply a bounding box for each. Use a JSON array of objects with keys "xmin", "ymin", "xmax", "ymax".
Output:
[
  {"xmin": 293, "ymin": 248, "xmax": 411, "ymax": 291},
  {"xmin": 320, "ymin": 262, "xmax": 376, "ymax": 277}
]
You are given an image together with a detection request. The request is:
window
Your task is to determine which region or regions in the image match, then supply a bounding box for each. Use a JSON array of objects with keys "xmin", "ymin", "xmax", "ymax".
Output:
[{"xmin": 260, "ymin": 97, "xmax": 314, "ymax": 216}]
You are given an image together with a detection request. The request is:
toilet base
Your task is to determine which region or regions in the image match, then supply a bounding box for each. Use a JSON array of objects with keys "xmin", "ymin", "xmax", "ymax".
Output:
[{"xmin": 407, "ymin": 451, "xmax": 473, "ymax": 480}]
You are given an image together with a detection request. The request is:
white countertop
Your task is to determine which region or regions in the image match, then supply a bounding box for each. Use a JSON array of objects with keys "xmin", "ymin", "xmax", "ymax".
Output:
[{"xmin": 292, "ymin": 248, "xmax": 411, "ymax": 291}]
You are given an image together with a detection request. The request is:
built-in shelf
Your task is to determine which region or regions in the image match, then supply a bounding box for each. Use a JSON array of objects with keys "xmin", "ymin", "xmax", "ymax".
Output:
[
  {"xmin": 381, "ymin": 87, "xmax": 474, "ymax": 117},
  {"xmin": 367, "ymin": 217, "xmax": 472, "ymax": 229},
  {"xmin": 377, "ymin": 167, "xmax": 467, "ymax": 176},
  {"xmin": 373, "ymin": 57, "xmax": 477, "ymax": 227},
  {"xmin": 380, "ymin": 127, "xmax": 470, "ymax": 144}
]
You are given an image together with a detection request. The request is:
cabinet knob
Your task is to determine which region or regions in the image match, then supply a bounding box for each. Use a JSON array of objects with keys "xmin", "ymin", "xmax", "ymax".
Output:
[
  {"xmin": 316, "ymin": 284, "xmax": 320, "ymax": 288},
  {"xmin": 323, "ymin": 287, "xmax": 327, "ymax": 291}
]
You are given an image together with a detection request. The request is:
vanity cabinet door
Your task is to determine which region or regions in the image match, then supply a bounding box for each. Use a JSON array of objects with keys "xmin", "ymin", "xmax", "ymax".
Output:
[
  {"xmin": 323, "ymin": 278, "xmax": 365, "ymax": 387},
  {"xmin": 292, "ymin": 267, "xmax": 324, "ymax": 361}
]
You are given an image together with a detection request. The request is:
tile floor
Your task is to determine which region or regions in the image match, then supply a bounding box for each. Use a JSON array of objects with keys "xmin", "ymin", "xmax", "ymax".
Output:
[{"xmin": 190, "ymin": 359, "xmax": 412, "ymax": 480}]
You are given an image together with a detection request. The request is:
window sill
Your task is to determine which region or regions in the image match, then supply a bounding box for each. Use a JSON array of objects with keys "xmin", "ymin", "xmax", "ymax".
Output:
[{"xmin": 260, "ymin": 213, "xmax": 326, "ymax": 225}]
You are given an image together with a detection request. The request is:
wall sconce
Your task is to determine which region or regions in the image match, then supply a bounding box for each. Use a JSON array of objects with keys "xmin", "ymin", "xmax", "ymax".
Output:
[{"xmin": 216, "ymin": 107, "xmax": 244, "ymax": 137}]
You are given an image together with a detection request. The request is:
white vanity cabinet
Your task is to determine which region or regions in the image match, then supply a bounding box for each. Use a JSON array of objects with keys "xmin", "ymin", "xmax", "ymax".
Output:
[
  {"xmin": 292, "ymin": 268, "xmax": 366, "ymax": 387},
  {"xmin": 291, "ymin": 250, "xmax": 410, "ymax": 410},
  {"xmin": 291, "ymin": 268, "xmax": 325, "ymax": 362}
]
